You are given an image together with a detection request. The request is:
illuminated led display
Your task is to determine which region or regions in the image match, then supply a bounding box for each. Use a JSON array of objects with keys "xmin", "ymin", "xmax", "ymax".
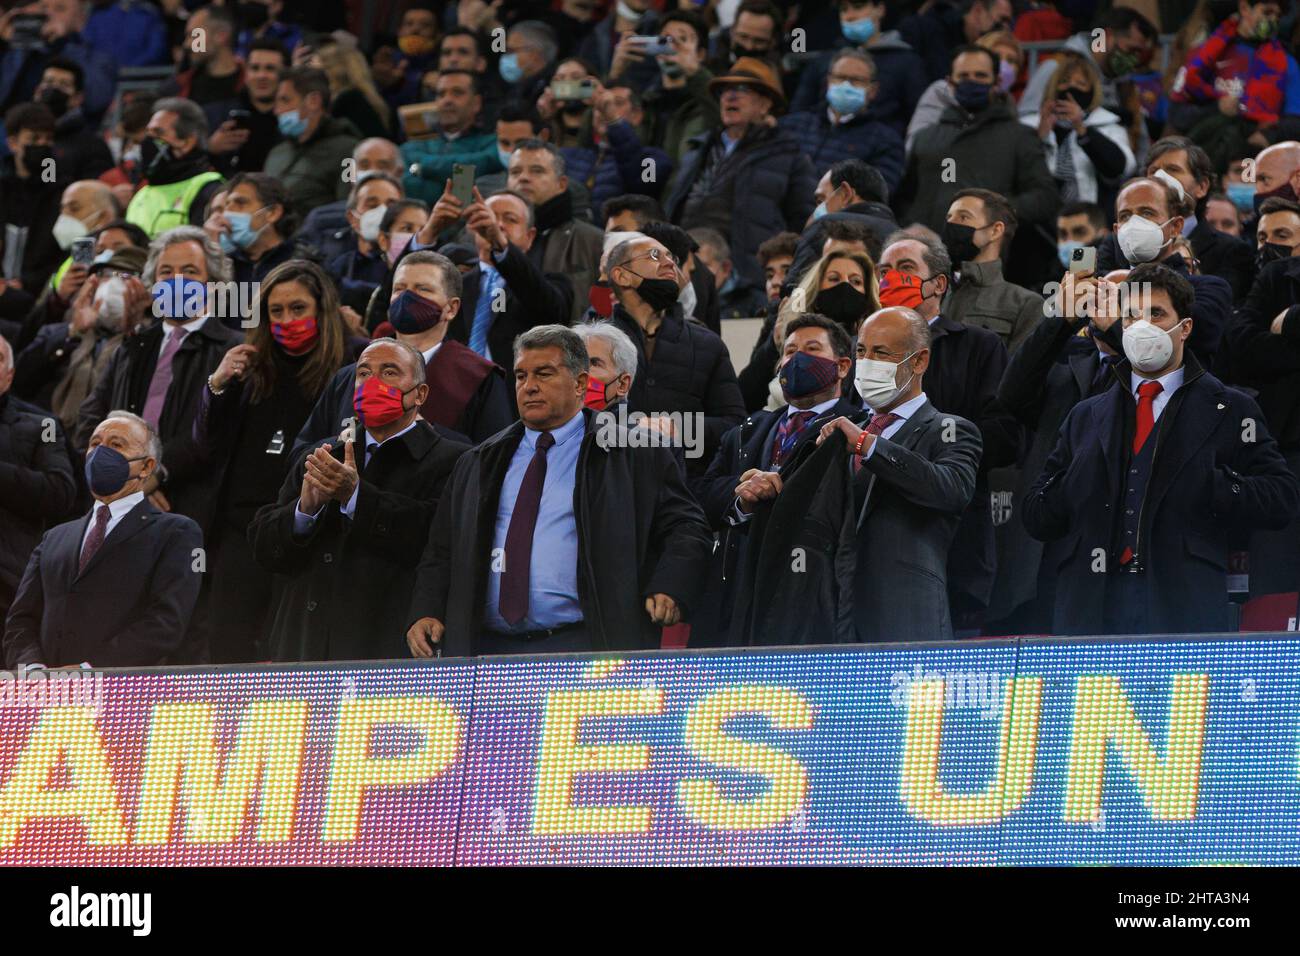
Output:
[{"xmin": 0, "ymin": 635, "xmax": 1296, "ymax": 865}]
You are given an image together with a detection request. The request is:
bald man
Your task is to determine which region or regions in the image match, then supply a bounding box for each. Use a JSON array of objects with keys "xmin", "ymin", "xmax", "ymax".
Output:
[
  {"xmin": 1251, "ymin": 141, "xmax": 1300, "ymax": 216},
  {"xmin": 47, "ymin": 179, "xmax": 119, "ymax": 294}
]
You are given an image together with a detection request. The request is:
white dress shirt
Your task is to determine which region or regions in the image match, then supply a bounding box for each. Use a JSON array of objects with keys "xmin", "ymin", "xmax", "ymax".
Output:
[
  {"xmin": 1129, "ymin": 365, "xmax": 1185, "ymax": 423},
  {"xmin": 420, "ymin": 341, "xmax": 443, "ymax": 364},
  {"xmin": 81, "ymin": 490, "xmax": 145, "ymax": 551},
  {"xmin": 155, "ymin": 315, "xmax": 207, "ymax": 361},
  {"xmin": 293, "ymin": 420, "xmax": 420, "ymax": 533}
]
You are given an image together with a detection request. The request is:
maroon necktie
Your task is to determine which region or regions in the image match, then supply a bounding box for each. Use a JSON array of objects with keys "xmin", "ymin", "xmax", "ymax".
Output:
[
  {"xmin": 79, "ymin": 504, "xmax": 111, "ymax": 574},
  {"xmin": 498, "ymin": 431, "xmax": 555, "ymax": 626},
  {"xmin": 852, "ymin": 412, "xmax": 900, "ymax": 473},
  {"xmin": 772, "ymin": 410, "xmax": 816, "ymax": 467},
  {"xmin": 142, "ymin": 327, "xmax": 187, "ymax": 427}
]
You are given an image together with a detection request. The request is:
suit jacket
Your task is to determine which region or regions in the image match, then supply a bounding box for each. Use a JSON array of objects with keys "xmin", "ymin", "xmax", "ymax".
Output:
[
  {"xmin": 1096, "ymin": 218, "xmax": 1255, "ymax": 301},
  {"xmin": 3, "ymin": 498, "xmax": 203, "ymax": 668},
  {"xmin": 532, "ymin": 216, "xmax": 603, "ymax": 325},
  {"xmin": 1022, "ymin": 355, "xmax": 1300, "ymax": 635},
  {"xmin": 249, "ymin": 420, "xmax": 469, "ymax": 662},
  {"xmin": 1227, "ymin": 254, "xmax": 1300, "ymax": 447},
  {"xmin": 74, "ymin": 317, "xmax": 240, "ymax": 533},
  {"xmin": 408, "ymin": 409, "xmax": 712, "ymax": 656},
  {"xmin": 851, "ymin": 399, "xmax": 982, "ymax": 642}
]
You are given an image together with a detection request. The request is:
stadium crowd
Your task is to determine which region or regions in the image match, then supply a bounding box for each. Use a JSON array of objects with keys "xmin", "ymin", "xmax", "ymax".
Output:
[{"xmin": 3, "ymin": 0, "xmax": 1300, "ymax": 667}]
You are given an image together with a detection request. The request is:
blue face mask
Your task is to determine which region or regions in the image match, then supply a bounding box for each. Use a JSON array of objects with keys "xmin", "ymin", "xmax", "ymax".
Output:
[
  {"xmin": 812, "ymin": 201, "xmax": 828, "ymax": 220},
  {"xmin": 277, "ymin": 109, "xmax": 308, "ymax": 138},
  {"xmin": 1226, "ymin": 181, "xmax": 1256, "ymax": 213},
  {"xmin": 1058, "ymin": 240, "xmax": 1085, "ymax": 269},
  {"xmin": 84, "ymin": 444, "xmax": 147, "ymax": 498},
  {"xmin": 223, "ymin": 207, "xmax": 267, "ymax": 250},
  {"xmin": 497, "ymin": 146, "xmax": 513, "ymax": 170},
  {"xmin": 953, "ymin": 80, "xmax": 993, "ymax": 112},
  {"xmin": 827, "ymin": 82, "xmax": 867, "ymax": 116},
  {"xmin": 152, "ymin": 276, "xmax": 207, "ymax": 320},
  {"xmin": 841, "ymin": 16, "xmax": 876, "ymax": 44},
  {"xmin": 219, "ymin": 231, "xmax": 236, "ymax": 256},
  {"xmin": 499, "ymin": 53, "xmax": 524, "ymax": 84}
]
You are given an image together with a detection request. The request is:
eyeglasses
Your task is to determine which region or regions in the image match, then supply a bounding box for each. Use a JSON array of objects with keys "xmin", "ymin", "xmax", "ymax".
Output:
[{"xmin": 621, "ymin": 248, "xmax": 679, "ymax": 268}]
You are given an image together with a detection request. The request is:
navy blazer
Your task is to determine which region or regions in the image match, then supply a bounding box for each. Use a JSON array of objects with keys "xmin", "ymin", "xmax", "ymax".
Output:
[{"xmin": 3, "ymin": 498, "xmax": 203, "ymax": 667}]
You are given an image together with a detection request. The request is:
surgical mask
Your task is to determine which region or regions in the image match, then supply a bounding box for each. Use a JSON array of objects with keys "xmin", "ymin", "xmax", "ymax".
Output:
[
  {"xmin": 780, "ymin": 350, "xmax": 841, "ymax": 401},
  {"xmin": 93, "ymin": 276, "xmax": 128, "ymax": 330},
  {"xmin": 1122, "ymin": 319, "xmax": 1185, "ymax": 373},
  {"xmin": 678, "ymin": 277, "xmax": 697, "ymax": 319},
  {"xmin": 386, "ymin": 232, "xmax": 414, "ymax": 267},
  {"xmin": 497, "ymin": 146, "xmax": 513, "ymax": 169},
  {"xmin": 52, "ymin": 213, "xmax": 89, "ymax": 251},
  {"xmin": 84, "ymin": 445, "xmax": 148, "ymax": 498},
  {"xmin": 224, "ymin": 208, "xmax": 268, "ymax": 250},
  {"xmin": 855, "ymin": 352, "xmax": 916, "ymax": 410},
  {"xmin": 997, "ymin": 60, "xmax": 1017, "ymax": 91},
  {"xmin": 953, "ymin": 80, "xmax": 992, "ymax": 112},
  {"xmin": 1116, "ymin": 215, "xmax": 1171, "ymax": 264},
  {"xmin": 827, "ymin": 82, "xmax": 867, "ymax": 115},
  {"xmin": 499, "ymin": 53, "xmax": 524, "ymax": 84},
  {"xmin": 812, "ymin": 201, "xmax": 828, "ymax": 220},
  {"xmin": 1058, "ymin": 240, "xmax": 1086, "ymax": 269},
  {"xmin": 1226, "ymin": 181, "xmax": 1255, "ymax": 213},
  {"xmin": 93, "ymin": 249, "xmax": 114, "ymax": 265},
  {"xmin": 841, "ymin": 16, "xmax": 876, "ymax": 44},
  {"xmin": 122, "ymin": 143, "xmax": 142, "ymax": 167},
  {"xmin": 277, "ymin": 110, "xmax": 308, "ymax": 138},
  {"xmin": 358, "ymin": 204, "xmax": 388, "ymax": 242}
]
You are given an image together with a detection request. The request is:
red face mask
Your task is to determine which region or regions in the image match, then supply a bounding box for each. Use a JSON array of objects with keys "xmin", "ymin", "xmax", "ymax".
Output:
[
  {"xmin": 353, "ymin": 377, "xmax": 414, "ymax": 428},
  {"xmin": 270, "ymin": 315, "xmax": 319, "ymax": 353},
  {"xmin": 878, "ymin": 269, "xmax": 926, "ymax": 310},
  {"xmin": 589, "ymin": 284, "xmax": 615, "ymax": 317},
  {"xmin": 584, "ymin": 375, "xmax": 612, "ymax": 410}
]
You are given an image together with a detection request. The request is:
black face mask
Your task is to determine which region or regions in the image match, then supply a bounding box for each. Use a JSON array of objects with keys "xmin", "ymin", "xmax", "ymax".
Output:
[
  {"xmin": 942, "ymin": 220, "xmax": 982, "ymax": 266},
  {"xmin": 139, "ymin": 137, "xmax": 175, "ymax": 178},
  {"xmin": 36, "ymin": 86, "xmax": 69, "ymax": 118},
  {"xmin": 813, "ymin": 282, "xmax": 870, "ymax": 331},
  {"xmin": 1058, "ymin": 88, "xmax": 1091, "ymax": 112},
  {"xmin": 731, "ymin": 44, "xmax": 767, "ymax": 62},
  {"xmin": 1254, "ymin": 181, "xmax": 1299, "ymax": 215},
  {"xmin": 1257, "ymin": 241, "xmax": 1294, "ymax": 270},
  {"xmin": 21, "ymin": 144, "xmax": 54, "ymax": 173},
  {"xmin": 631, "ymin": 275, "xmax": 680, "ymax": 313}
]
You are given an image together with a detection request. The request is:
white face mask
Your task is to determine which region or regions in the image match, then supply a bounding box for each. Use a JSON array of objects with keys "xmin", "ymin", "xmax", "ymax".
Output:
[
  {"xmin": 677, "ymin": 276, "xmax": 697, "ymax": 319},
  {"xmin": 52, "ymin": 213, "xmax": 88, "ymax": 251},
  {"xmin": 92, "ymin": 275, "xmax": 128, "ymax": 330},
  {"xmin": 358, "ymin": 204, "xmax": 388, "ymax": 242},
  {"xmin": 1122, "ymin": 318, "xmax": 1185, "ymax": 373},
  {"xmin": 1116, "ymin": 215, "xmax": 1172, "ymax": 264},
  {"xmin": 855, "ymin": 352, "xmax": 916, "ymax": 410}
]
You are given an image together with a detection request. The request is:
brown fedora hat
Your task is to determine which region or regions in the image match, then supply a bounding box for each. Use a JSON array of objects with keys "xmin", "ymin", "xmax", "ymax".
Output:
[{"xmin": 708, "ymin": 56, "xmax": 786, "ymax": 111}]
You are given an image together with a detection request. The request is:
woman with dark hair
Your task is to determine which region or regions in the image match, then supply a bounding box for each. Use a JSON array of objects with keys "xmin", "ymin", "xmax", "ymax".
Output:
[{"xmin": 193, "ymin": 259, "xmax": 360, "ymax": 662}]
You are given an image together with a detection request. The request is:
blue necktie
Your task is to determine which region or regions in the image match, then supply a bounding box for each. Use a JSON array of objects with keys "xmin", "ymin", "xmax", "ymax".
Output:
[{"xmin": 471, "ymin": 265, "xmax": 503, "ymax": 357}]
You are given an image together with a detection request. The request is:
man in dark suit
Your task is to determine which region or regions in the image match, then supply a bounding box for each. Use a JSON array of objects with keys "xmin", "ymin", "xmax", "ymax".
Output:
[
  {"xmin": 250, "ymin": 340, "xmax": 469, "ymax": 662},
  {"xmin": 4, "ymin": 411, "xmax": 203, "ymax": 667},
  {"xmin": 816, "ymin": 306, "xmax": 982, "ymax": 643},
  {"xmin": 293, "ymin": 250, "xmax": 513, "ymax": 457},
  {"xmin": 406, "ymin": 324, "xmax": 712, "ymax": 657},
  {"xmin": 1023, "ymin": 263, "xmax": 1300, "ymax": 635},
  {"xmin": 692, "ymin": 312, "xmax": 860, "ymax": 645},
  {"xmin": 878, "ymin": 231, "xmax": 1020, "ymax": 627},
  {"xmin": 74, "ymin": 226, "xmax": 240, "ymax": 535}
]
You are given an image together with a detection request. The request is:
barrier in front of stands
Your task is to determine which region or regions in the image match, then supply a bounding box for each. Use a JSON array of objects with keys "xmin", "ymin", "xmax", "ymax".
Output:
[{"xmin": 1, "ymin": 631, "xmax": 1296, "ymax": 865}]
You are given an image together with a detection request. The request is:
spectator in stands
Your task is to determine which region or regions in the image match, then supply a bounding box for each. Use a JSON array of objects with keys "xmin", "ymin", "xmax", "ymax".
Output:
[
  {"xmin": 1024, "ymin": 51, "xmax": 1136, "ymax": 215},
  {"xmin": 402, "ymin": 70, "xmax": 502, "ymax": 205},
  {"xmin": 789, "ymin": 0, "xmax": 928, "ymax": 135},
  {"xmin": 4, "ymin": 410, "xmax": 203, "ymax": 668},
  {"xmin": 374, "ymin": 199, "xmax": 427, "ymax": 273},
  {"xmin": 1025, "ymin": 262, "xmax": 1300, "ymax": 635},
  {"xmin": 234, "ymin": 0, "xmax": 302, "ymax": 60},
  {"xmin": 501, "ymin": 21, "xmax": 559, "ymax": 108},
  {"xmin": 193, "ymin": 260, "xmax": 356, "ymax": 663},
  {"xmin": 437, "ymin": 26, "xmax": 502, "ymax": 123},
  {"xmin": 691, "ymin": 227, "xmax": 766, "ymax": 319},
  {"xmin": 0, "ymin": 104, "xmax": 63, "ymax": 294},
  {"xmin": 943, "ymin": 188, "xmax": 1043, "ymax": 352},
  {"xmin": 691, "ymin": 312, "xmax": 860, "ymax": 645},
  {"xmin": 216, "ymin": 172, "xmax": 312, "ymax": 303},
  {"xmin": 1013, "ymin": 0, "xmax": 1072, "ymax": 42},
  {"xmin": 0, "ymin": 334, "xmax": 77, "ymax": 630},
  {"xmin": 44, "ymin": 178, "xmax": 118, "ymax": 296},
  {"xmin": 605, "ymin": 233, "xmax": 745, "ymax": 474},
  {"xmin": 542, "ymin": 58, "xmax": 598, "ymax": 151},
  {"xmin": 39, "ymin": 56, "xmax": 112, "ymax": 182},
  {"xmin": 205, "ymin": 37, "xmax": 288, "ymax": 178},
  {"xmin": 75, "ymin": 226, "xmax": 241, "ymax": 539},
  {"xmin": 878, "ymin": 230, "xmax": 1021, "ymax": 625},
  {"xmin": 13, "ymin": 245, "xmax": 144, "ymax": 425},
  {"xmin": 252, "ymin": 339, "xmax": 469, "ymax": 661},
  {"xmin": 168, "ymin": 5, "xmax": 243, "ymax": 107},
  {"xmin": 709, "ymin": 0, "xmax": 783, "ymax": 74},
  {"xmin": 328, "ymin": 172, "xmax": 403, "ymax": 315},
  {"xmin": 298, "ymin": 250, "xmax": 511, "ymax": 454},
  {"xmin": 665, "ymin": 57, "xmax": 816, "ymax": 311},
  {"xmin": 474, "ymin": 102, "xmax": 548, "ymax": 196},
  {"xmin": 604, "ymin": 193, "xmax": 663, "ymax": 233},
  {"xmin": 640, "ymin": 10, "xmax": 720, "ymax": 164},
  {"xmin": 778, "ymin": 49, "xmax": 905, "ymax": 193},
  {"xmin": 505, "ymin": 138, "xmax": 603, "ymax": 324},
  {"xmin": 580, "ymin": 0, "xmax": 660, "ymax": 81},
  {"xmin": 100, "ymin": 99, "xmax": 152, "ymax": 210},
  {"xmin": 265, "ymin": 67, "xmax": 360, "ymax": 214},
  {"xmin": 1249, "ymin": 139, "xmax": 1300, "ymax": 219},
  {"xmin": 315, "ymin": 39, "xmax": 395, "ymax": 140},
  {"xmin": 786, "ymin": 159, "xmax": 897, "ymax": 295},
  {"xmin": 572, "ymin": 319, "xmax": 637, "ymax": 411},
  {"xmin": 1228, "ymin": 196, "xmax": 1300, "ymax": 596},
  {"xmin": 898, "ymin": 0, "xmax": 1014, "ymax": 83},
  {"xmin": 1169, "ymin": 1, "xmax": 1299, "ymax": 170},
  {"xmin": 125, "ymin": 97, "xmax": 225, "ymax": 238},
  {"xmin": 562, "ymin": 85, "xmax": 672, "ymax": 223},
  {"xmin": 406, "ymin": 323, "xmax": 710, "ymax": 657},
  {"xmin": 295, "ymin": 137, "xmax": 403, "ymax": 265},
  {"xmin": 1206, "ymin": 193, "xmax": 1245, "ymax": 238},
  {"xmin": 0, "ymin": 0, "xmax": 117, "ymax": 121},
  {"xmin": 908, "ymin": 29, "xmax": 1026, "ymax": 151},
  {"xmin": 641, "ymin": 219, "xmax": 718, "ymax": 332},
  {"xmin": 758, "ymin": 231, "xmax": 798, "ymax": 303},
  {"xmin": 83, "ymin": 0, "xmax": 169, "ymax": 68},
  {"xmin": 1056, "ymin": 199, "xmax": 1109, "ymax": 268},
  {"xmin": 897, "ymin": 45, "xmax": 1059, "ymax": 281},
  {"xmin": 391, "ymin": 2, "xmax": 441, "ymax": 107}
]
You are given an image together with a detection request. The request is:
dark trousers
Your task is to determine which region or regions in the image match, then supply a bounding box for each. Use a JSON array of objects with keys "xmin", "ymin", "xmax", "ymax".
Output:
[
  {"xmin": 1248, "ymin": 445, "xmax": 1300, "ymax": 597},
  {"xmin": 477, "ymin": 623, "xmax": 592, "ymax": 656},
  {"xmin": 1103, "ymin": 568, "xmax": 1150, "ymax": 635},
  {"xmin": 203, "ymin": 517, "xmax": 274, "ymax": 663}
]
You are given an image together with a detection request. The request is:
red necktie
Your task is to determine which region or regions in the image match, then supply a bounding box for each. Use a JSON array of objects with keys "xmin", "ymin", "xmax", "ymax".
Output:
[
  {"xmin": 1133, "ymin": 380, "xmax": 1163, "ymax": 453},
  {"xmin": 851, "ymin": 412, "xmax": 900, "ymax": 474},
  {"xmin": 498, "ymin": 431, "xmax": 555, "ymax": 626}
]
